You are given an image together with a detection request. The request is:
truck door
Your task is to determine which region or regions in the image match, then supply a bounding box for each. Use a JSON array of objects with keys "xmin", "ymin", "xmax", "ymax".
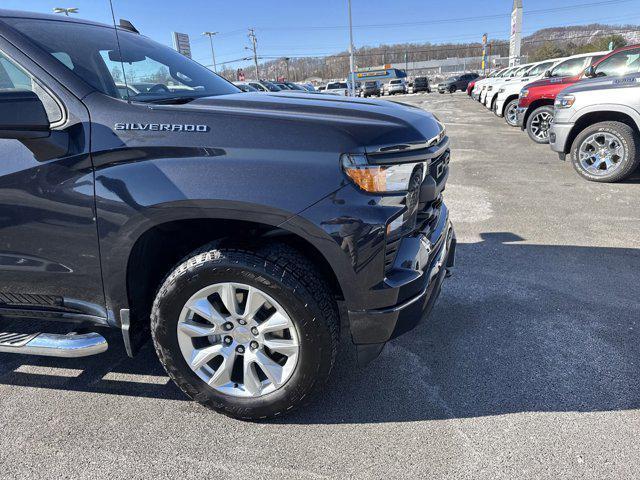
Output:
[{"xmin": 0, "ymin": 40, "xmax": 106, "ymax": 323}]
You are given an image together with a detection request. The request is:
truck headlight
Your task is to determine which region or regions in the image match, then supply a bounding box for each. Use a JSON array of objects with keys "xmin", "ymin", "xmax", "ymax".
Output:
[
  {"xmin": 520, "ymin": 88, "xmax": 529, "ymax": 98},
  {"xmin": 342, "ymin": 154, "xmax": 427, "ymax": 193},
  {"xmin": 555, "ymin": 94, "xmax": 575, "ymax": 109}
]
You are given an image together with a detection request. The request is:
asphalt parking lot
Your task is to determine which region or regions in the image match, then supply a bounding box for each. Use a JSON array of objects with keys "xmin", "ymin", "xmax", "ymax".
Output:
[{"xmin": 1, "ymin": 92, "xmax": 638, "ymax": 480}]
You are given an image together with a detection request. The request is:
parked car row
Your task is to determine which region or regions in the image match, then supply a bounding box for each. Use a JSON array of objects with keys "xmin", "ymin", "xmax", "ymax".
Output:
[
  {"xmin": 234, "ymin": 80, "xmax": 316, "ymax": 93},
  {"xmin": 469, "ymin": 45, "xmax": 640, "ymax": 182}
]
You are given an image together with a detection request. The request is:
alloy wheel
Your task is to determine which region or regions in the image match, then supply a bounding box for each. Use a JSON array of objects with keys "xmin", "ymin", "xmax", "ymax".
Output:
[
  {"xmin": 177, "ymin": 282, "xmax": 300, "ymax": 398},
  {"xmin": 506, "ymin": 102, "xmax": 518, "ymax": 126},
  {"xmin": 578, "ymin": 132, "xmax": 626, "ymax": 177},
  {"xmin": 530, "ymin": 110, "xmax": 553, "ymax": 141}
]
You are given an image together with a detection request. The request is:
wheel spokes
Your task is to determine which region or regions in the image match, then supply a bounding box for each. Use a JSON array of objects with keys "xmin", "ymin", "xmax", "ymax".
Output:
[
  {"xmin": 176, "ymin": 282, "xmax": 300, "ymax": 398},
  {"xmin": 263, "ymin": 337, "xmax": 299, "ymax": 356},
  {"xmin": 242, "ymin": 355, "xmax": 263, "ymax": 396},
  {"xmin": 190, "ymin": 344, "xmax": 225, "ymax": 370},
  {"xmin": 218, "ymin": 283, "xmax": 240, "ymax": 316},
  {"xmin": 207, "ymin": 349, "xmax": 237, "ymax": 388},
  {"xmin": 242, "ymin": 287, "xmax": 268, "ymax": 319},
  {"xmin": 258, "ymin": 311, "xmax": 291, "ymax": 334},
  {"xmin": 254, "ymin": 350, "xmax": 285, "ymax": 387},
  {"xmin": 178, "ymin": 320, "xmax": 217, "ymax": 338}
]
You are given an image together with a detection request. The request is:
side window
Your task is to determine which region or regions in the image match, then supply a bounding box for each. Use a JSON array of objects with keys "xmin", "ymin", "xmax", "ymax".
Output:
[
  {"xmin": 0, "ymin": 52, "xmax": 64, "ymax": 124},
  {"xmin": 595, "ymin": 48, "xmax": 640, "ymax": 77}
]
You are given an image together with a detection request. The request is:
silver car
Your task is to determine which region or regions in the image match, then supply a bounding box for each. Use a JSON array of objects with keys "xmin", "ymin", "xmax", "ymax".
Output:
[{"xmin": 550, "ymin": 62, "xmax": 640, "ymax": 182}]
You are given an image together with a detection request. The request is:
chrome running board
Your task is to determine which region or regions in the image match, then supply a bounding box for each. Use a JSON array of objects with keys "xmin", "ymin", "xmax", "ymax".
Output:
[{"xmin": 0, "ymin": 331, "xmax": 108, "ymax": 358}]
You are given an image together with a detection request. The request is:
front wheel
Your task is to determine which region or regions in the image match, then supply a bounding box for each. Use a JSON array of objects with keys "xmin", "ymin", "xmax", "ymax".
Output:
[
  {"xmin": 570, "ymin": 121, "xmax": 640, "ymax": 183},
  {"xmin": 449, "ymin": 86, "xmax": 456, "ymax": 94},
  {"xmin": 504, "ymin": 99, "xmax": 519, "ymax": 127},
  {"xmin": 526, "ymin": 105, "xmax": 554, "ymax": 144},
  {"xmin": 151, "ymin": 244, "xmax": 339, "ymax": 420}
]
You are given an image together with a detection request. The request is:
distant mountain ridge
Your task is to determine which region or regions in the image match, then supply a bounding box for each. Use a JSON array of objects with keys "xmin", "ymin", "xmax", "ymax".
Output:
[
  {"xmin": 221, "ymin": 23, "xmax": 640, "ymax": 81},
  {"xmin": 525, "ymin": 24, "xmax": 640, "ymax": 47}
]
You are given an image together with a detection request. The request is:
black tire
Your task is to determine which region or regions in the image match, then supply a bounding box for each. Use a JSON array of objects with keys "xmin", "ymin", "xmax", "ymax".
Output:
[
  {"xmin": 449, "ymin": 86, "xmax": 456, "ymax": 94},
  {"xmin": 526, "ymin": 105, "xmax": 554, "ymax": 144},
  {"xmin": 503, "ymin": 99, "xmax": 520, "ymax": 127},
  {"xmin": 151, "ymin": 243, "xmax": 339, "ymax": 420},
  {"xmin": 570, "ymin": 121, "xmax": 640, "ymax": 183}
]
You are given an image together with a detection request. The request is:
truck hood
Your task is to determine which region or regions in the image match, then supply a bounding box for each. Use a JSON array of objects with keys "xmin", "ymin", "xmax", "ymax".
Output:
[
  {"xmin": 184, "ymin": 92, "xmax": 444, "ymax": 151},
  {"xmin": 561, "ymin": 73, "xmax": 640, "ymax": 95},
  {"xmin": 524, "ymin": 74, "xmax": 581, "ymax": 90}
]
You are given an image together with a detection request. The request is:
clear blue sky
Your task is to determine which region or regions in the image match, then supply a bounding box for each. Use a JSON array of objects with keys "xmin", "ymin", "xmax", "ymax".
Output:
[{"xmin": 3, "ymin": 0, "xmax": 640, "ymax": 70}]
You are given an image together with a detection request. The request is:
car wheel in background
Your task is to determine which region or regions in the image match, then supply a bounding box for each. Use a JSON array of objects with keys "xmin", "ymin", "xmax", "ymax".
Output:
[
  {"xmin": 151, "ymin": 243, "xmax": 339, "ymax": 420},
  {"xmin": 449, "ymin": 86, "xmax": 456, "ymax": 94},
  {"xmin": 526, "ymin": 105, "xmax": 554, "ymax": 144},
  {"xmin": 570, "ymin": 121, "xmax": 640, "ymax": 183},
  {"xmin": 504, "ymin": 99, "xmax": 520, "ymax": 127}
]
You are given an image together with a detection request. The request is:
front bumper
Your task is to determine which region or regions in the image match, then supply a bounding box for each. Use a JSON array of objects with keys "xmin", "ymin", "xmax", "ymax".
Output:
[
  {"xmin": 516, "ymin": 106, "xmax": 527, "ymax": 128},
  {"xmin": 549, "ymin": 121, "xmax": 574, "ymax": 154},
  {"xmin": 349, "ymin": 205, "xmax": 455, "ymax": 362}
]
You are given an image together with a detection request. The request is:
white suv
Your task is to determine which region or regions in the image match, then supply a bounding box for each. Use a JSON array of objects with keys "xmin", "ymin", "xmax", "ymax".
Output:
[
  {"xmin": 493, "ymin": 58, "xmax": 565, "ymax": 125},
  {"xmin": 385, "ymin": 79, "xmax": 408, "ymax": 95}
]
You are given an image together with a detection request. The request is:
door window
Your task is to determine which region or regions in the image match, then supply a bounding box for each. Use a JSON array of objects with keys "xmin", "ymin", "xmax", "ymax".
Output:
[
  {"xmin": 595, "ymin": 48, "xmax": 640, "ymax": 77},
  {"xmin": 0, "ymin": 52, "xmax": 63, "ymax": 124}
]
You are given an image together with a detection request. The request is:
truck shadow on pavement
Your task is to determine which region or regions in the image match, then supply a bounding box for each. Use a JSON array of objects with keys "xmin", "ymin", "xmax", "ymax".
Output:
[{"xmin": 1, "ymin": 232, "xmax": 638, "ymax": 424}]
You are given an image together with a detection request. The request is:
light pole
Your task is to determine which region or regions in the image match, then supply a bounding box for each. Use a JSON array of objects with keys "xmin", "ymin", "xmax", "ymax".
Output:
[
  {"xmin": 347, "ymin": 0, "xmax": 356, "ymax": 97},
  {"xmin": 53, "ymin": 7, "xmax": 78, "ymax": 16},
  {"xmin": 284, "ymin": 57, "xmax": 291, "ymax": 81},
  {"xmin": 202, "ymin": 31, "xmax": 219, "ymax": 73}
]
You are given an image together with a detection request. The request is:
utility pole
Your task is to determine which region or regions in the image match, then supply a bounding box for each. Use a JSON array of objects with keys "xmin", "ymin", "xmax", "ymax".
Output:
[
  {"xmin": 347, "ymin": 0, "xmax": 355, "ymax": 96},
  {"xmin": 247, "ymin": 28, "xmax": 260, "ymax": 80},
  {"xmin": 202, "ymin": 31, "xmax": 219, "ymax": 73}
]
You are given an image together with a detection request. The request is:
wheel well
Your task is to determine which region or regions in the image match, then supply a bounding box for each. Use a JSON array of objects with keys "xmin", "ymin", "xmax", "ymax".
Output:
[
  {"xmin": 523, "ymin": 99, "xmax": 554, "ymax": 127},
  {"xmin": 126, "ymin": 219, "xmax": 344, "ymax": 333},
  {"xmin": 490, "ymin": 94, "xmax": 497, "ymax": 110},
  {"xmin": 501, "ymin": 94, "xmax": 519, "ymax": 116},
  {"xmin": 563, "ymin": 111, "xmax": 639, "ymax": 154}
]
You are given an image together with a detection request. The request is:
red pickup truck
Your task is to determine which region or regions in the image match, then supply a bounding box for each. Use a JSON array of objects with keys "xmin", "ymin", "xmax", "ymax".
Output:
[{"xmin": 516, "ymin": 44, "xmax": 640, "ymax": 143}]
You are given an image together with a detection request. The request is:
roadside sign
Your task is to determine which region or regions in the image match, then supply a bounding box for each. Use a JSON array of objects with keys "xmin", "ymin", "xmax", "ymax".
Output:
[{"xmin": 172, "ymin": 32, "xmax": 192, "ymax": 58}]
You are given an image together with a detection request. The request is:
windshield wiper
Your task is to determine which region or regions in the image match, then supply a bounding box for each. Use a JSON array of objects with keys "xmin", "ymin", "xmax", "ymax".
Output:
[{"xmin": 140, "ymin": 96, "xmax": 200, "ymax": 105}]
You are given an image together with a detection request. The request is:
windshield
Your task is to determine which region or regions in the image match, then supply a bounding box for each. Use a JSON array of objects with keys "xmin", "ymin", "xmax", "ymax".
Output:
[
  {"xmin": 327, "ymin": 82, "xmax": 347, "ymax": 89},
  {"xmin": 594, "ymin": 48, "xmax": 640, "ymax": 77},
  {"xmin": 5, "ymin": 17, "xmax": 239, "ymax": 102},
  {"xmin": 512, "ymin": 66, "xmax": 529, "ymax": 77},
  {"xmin": 446, "ymin": 76, "xmax": 458, "ymax": 81},
  {"xmin": 260, "ymin": 81, "xmax": 282, "ymax": 92},
  {"xmin": 549, "ymin": 57, "xmax": 588, "ymax": 78},
  {"xmin": 525, "ymin": 62, "xmax": 554, "ymax": 77},
  {"xmin": 390, "ymin": 80, "xmax": 402, "ymax": 84},
  {"xmin": 285, "ymin": 82, "xmax": 305, "ymax": 91},
  {"xmin": 364, "ymin": 81, "xmax": 377, "ymax": 87}
]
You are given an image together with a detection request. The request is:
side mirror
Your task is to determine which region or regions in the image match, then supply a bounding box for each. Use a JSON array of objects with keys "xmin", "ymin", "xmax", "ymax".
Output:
[
  {"xmin": 544, "ymin": 70, "xmax": 552, "ymax": 78},
  {"xmin": 0, "ymin": 91, "xmax": 50, "ymax": 140},
  {"xmin": 584, "ymin": 65, "xmax": 596, "ymax": 78}
]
